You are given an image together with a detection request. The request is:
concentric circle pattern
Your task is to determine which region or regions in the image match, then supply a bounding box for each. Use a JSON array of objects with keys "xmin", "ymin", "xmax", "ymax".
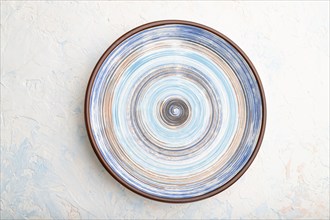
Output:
[{"xmin": 86, "ymin": 21, "xmax": 265, "ymax": 202}]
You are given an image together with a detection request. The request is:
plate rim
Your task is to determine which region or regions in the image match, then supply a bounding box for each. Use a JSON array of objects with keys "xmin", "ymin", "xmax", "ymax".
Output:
[{"xmin": 84, "ymin": 20, "xmax": 267, "ymax": 203}]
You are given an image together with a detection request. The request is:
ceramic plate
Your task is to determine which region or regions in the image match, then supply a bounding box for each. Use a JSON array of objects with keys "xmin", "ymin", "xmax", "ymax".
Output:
[{"xmin": 85, "ymin": 20, "xmax": 266, "ymax": 203}]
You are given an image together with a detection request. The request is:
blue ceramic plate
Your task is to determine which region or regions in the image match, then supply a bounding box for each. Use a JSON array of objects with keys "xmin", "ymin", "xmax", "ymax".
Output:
[{"xmin": 85, "ymin": 20, "xmax": 266, "ymax": 203}]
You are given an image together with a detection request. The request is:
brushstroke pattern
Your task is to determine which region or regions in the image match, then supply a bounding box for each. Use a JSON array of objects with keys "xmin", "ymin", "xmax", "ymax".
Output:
[{"xmin": 88, "ymin": 24, "xmax": 263, "ymax": 199}]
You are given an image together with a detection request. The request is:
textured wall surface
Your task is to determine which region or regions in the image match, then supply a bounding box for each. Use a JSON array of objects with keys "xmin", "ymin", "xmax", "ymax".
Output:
[{"xmin": 1, "ymin": 1, "xmax": 329, "ymax": 219}]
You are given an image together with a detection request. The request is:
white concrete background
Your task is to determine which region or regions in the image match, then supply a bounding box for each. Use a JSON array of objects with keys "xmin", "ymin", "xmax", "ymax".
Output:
[{"xmin": 1, "ymin": 1, "xmax": 329, "ymax": 219}]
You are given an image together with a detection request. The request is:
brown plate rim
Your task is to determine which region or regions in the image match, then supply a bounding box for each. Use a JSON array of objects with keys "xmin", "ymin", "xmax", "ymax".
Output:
[{"xmin": 84, "ymin": 20, "xmax": 267, "ymax": 203}]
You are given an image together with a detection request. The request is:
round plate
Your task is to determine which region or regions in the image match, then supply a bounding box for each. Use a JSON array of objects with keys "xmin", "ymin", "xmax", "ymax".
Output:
[{"xmin": 85, "ymin": 20, "xmax": 266, "ymax": 203}]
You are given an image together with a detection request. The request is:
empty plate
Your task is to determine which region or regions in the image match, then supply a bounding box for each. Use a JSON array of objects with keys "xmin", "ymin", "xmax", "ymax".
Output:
[{"xmin": 85, "ymin": 20, "xmax": 266, "ymax": 203}]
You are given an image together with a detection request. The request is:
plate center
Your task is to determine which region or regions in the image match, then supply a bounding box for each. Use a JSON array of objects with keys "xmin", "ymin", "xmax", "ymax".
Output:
[{"xmin": 160, "ymin": 97, "xmax": 190, "ymax": 127}]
